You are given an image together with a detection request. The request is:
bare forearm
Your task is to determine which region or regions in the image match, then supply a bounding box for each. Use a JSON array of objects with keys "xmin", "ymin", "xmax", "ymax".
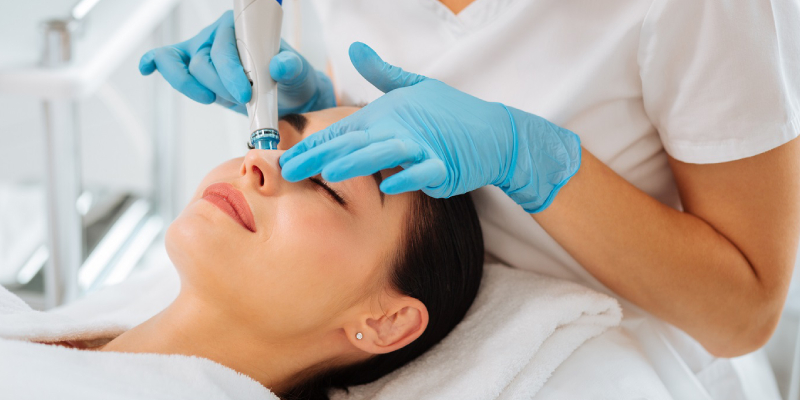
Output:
[{"xmin": 534, "ymin": 148, "xmax": 791, "ymax": 356}]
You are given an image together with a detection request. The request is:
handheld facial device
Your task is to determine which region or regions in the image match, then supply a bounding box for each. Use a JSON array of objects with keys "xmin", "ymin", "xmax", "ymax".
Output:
[{"xmin": 233, "ymin": 0, "xmax": 283, "ymax": 150}]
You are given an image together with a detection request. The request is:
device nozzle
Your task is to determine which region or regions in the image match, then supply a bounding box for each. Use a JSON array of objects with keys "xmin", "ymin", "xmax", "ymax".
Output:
[{"xmin": 250, "ymin": 129, "xmax": 280, "ymax": 150}]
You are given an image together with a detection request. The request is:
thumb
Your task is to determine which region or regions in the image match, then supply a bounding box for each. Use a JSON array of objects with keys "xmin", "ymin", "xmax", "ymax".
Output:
[
  {"xmin": 349, "ymin": 42, "xmax": 426, "ymax": 93},
  {"xmin": 139, "ymin": 50, "xmax": 157, "ymax": 75}
]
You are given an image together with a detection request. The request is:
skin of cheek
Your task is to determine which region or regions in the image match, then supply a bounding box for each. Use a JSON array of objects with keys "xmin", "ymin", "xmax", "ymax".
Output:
[
  {"xmin": 165, "ymin": 200, "xmax": 254, "ymax": 300},
  {"xmin": 238, "ymin": 196, "xmax": 382, "ymax": 338},
  {"xmin": 165, "ymin": 157, "xmax": 397, "ymax": 340},
  {"xmin": 166, "ymin": 158, "xmax": 248, "ymax": 285}
]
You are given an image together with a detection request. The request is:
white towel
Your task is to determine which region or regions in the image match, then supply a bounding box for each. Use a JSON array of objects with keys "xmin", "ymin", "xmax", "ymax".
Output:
[
  {"xmin": 0, "ymin": 284, "xmax": 278, "ymax": 400},
  {"xmin": 0, "ymin": 261, "xmax": 621, "ymax": 399},
  {"xmin": 333, "ymin": 263, "xmax": 623, "ymax": 400},
  {"xmin": 0, "ymin": 285, "xmax": 127, "ymax": 343},
  {"xmin": 0, "ymin": 339, "xmax": 278, "ymax": 400}
]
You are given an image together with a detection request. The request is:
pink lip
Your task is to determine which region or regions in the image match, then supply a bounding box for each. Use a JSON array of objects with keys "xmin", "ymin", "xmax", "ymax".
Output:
[{"xmin": 202, "ymin": 182, "xmax": 257, "ymax": 232}]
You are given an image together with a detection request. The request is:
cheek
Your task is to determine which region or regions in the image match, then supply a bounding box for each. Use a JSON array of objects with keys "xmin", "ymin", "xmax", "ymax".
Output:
[
  {"xmin": 265, "ymin": 201, "xmax": 359, "ymax": 287},
  {"xmin": 169, "ymin": 158, "xmax": 248, "ymax": 275},
  {"xmin": 166, "ymin": 192, "xmax": 391, "ymax": 339},
  {"xmin": 239, "ymin": 200, "xmax": 378, "ymax": 334}
]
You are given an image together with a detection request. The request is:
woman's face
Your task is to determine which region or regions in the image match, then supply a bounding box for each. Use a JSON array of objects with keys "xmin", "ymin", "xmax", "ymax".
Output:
[{"xmin": 166, "ymin": 107, "xmax": 413, "ymax": 340}]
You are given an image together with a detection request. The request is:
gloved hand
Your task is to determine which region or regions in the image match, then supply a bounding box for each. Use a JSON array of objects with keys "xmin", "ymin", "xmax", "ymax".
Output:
[
  {"xmin": 138, "ymin": 10, "xmax": 335, "ymax": 116},
  {"xmin": 279, "ymin": 42, "xmax": 582, "ymax": 213}
]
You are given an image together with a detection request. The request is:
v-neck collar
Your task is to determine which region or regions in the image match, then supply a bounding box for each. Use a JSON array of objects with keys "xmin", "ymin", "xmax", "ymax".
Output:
[{"xmin": 419, "ymin": 0, "xmax": 518, "ymax": 32}]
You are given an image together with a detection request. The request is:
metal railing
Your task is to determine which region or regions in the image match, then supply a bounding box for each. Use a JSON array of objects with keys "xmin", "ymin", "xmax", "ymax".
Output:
[{"xmin": 31, "ymin": 0, "xmax": 178, "ymax": 308}]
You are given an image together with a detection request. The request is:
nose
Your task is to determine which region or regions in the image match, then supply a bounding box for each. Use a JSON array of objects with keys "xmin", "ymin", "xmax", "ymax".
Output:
[{"xmin": 242, "ymin": 150, "xmax": 284, "ymax": 195}]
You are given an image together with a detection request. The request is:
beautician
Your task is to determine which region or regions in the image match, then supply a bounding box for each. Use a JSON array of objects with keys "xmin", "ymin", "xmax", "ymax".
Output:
[{"xmin": 140, "ymin": 0, "xmax": 800, "ymax": 397}]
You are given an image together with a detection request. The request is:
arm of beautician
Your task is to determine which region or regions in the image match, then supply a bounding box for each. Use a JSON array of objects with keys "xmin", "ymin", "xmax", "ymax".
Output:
[
  {"xmin": 138, "ymin": 11, "xmax": 335, "ymax": 116},
  {"xmin": 279, "ymin": 42, "xmax": 800, "ymax": 358},
  {"xmin": 534, "ymin": 140, "xmax": 800, "ymax": 357}
]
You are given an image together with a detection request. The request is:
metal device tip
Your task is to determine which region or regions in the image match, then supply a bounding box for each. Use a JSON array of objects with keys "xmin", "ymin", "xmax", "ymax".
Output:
[{"xmin": 250, "ymin": 129, "xmax": 280, "ymax": 150}]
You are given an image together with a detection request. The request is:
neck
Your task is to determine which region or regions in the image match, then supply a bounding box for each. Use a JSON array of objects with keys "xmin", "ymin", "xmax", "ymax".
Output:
[{"xmin": 99, "ymin": 290, "xmax": 341, "ymax": 395}]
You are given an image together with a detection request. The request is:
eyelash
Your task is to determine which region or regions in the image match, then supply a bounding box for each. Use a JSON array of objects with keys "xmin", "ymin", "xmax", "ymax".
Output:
[{"xmin": 309, "ymin": 177, "xmax": 347, "ymax": 206}]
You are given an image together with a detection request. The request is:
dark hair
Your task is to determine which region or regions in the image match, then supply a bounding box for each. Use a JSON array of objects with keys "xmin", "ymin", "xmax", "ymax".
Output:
[{"xmin": 282, "ymin": 191, "xmax": 484, "ymax": 399}]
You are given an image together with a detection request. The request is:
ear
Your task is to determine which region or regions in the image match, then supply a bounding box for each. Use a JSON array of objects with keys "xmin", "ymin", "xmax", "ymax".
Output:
[{"xmin": 345, "ymin": 295, "xmax": 428, "ymax": 355}]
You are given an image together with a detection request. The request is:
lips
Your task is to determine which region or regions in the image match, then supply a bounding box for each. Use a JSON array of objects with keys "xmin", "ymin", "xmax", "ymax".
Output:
[{"xmin": 202, "ymin": 182, "xmax": 257, "ymax": 232}]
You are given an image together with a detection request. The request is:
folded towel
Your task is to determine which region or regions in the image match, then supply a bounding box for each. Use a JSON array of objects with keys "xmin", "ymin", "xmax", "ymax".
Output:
[
  {"xmin": 0, "ymin": 338, "xmax": 278, "ymax": 400},
  {"xmin": 0, "ymin": 284, "xmax": 127, "ymax": 344},
  {"xmin": 333, "ymin": 263, "xmax": 622, "ymax": 400},
  {"xmin": 0, "ymin": 283, "xmax": 277, "ymax": 400}
]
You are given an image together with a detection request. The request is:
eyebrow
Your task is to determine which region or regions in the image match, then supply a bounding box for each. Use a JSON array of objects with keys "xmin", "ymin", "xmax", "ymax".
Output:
[
  {"xmin": 279, "ymin": 113, "xmax": 308, "ymax": 134},
  {"xmin": 372, "ymin": 172, "xmax": 385, "ymax": 206},
  {"xmin": 282, "ymin": 112, "xmax": 384, "ymax": 207}
]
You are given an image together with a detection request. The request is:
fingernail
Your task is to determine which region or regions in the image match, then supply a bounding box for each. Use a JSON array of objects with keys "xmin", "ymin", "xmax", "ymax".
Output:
[{"xmin": 227, "ymin": 79, "xmax": 250, "ymax": 104}]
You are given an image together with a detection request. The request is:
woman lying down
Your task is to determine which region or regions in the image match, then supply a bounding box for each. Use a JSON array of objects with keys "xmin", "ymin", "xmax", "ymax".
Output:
[{"xmin": 0, "ymin": 107, "xmax": 484, "ymax": 400}]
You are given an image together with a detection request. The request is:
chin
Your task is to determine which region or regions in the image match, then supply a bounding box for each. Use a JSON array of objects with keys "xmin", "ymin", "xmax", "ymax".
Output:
[
  {"xmin": 165, "ymin": 204, "xmax": 257, "ymax": 310},
  {"xmin": 166, "ymin": 201, "xmax": 236, "ymax": 277}
]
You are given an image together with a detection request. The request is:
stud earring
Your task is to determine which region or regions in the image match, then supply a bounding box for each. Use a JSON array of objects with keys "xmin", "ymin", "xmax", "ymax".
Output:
[{"xmin": 356, "ymin": 332, "xmax": 363, "ymax": 340}]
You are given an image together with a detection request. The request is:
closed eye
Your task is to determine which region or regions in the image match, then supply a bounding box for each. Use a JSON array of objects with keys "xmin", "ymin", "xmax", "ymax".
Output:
[{"xmin": 309, "ymin": 177, "xmax": 347, "ymax": 207}]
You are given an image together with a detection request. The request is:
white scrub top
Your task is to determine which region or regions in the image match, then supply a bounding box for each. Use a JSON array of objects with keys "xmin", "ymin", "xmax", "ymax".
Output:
[{"xmin": 309, "ymin": 0, "xmax": 800, "ymax": 398}]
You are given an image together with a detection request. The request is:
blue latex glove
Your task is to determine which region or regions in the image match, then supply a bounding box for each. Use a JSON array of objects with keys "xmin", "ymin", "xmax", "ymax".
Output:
[
  {"xmin": 279, "ymin": 43, "xmax": 582, "ymax": 213},
  {"xmin": 138, "ymin": 10, "xmax": 335, "ymax": 116}
]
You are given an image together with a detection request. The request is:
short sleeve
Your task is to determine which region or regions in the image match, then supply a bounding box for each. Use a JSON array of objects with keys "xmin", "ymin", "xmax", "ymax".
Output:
[{"xmin": 639, "ymin": 0, "xmax": 800, "ymax": 164}]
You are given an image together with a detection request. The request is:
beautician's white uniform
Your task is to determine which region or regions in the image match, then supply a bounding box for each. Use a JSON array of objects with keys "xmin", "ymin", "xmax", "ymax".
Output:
[{"xmin": 310, "ymin": 0, "xmax": 800, "ymax": 398}]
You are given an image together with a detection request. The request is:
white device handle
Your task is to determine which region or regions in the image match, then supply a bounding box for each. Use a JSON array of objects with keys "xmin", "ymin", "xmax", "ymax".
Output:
[{"xmin": 233, "ymin": 0, "xmax": 283, "ymax": 137}]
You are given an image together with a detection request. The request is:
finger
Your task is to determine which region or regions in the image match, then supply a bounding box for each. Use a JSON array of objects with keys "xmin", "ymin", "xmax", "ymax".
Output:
[
  {"xmin": 139, "ymin": 50, "xmax": 157, "ymax": 75},
  {"xmin": 349, "ymin": 42, "xmax": 427, "ymax": 93},
  {"xmin": 270, "ymin": 50, "xmax": 306, "ymax": 85},
  {"xmin": 280, "ymin": 129, "xmax": 394, "ymax": 182},
  {"xmin": 153, "ymin": 47, "xmax": 216, "ymax": 104},
  {"xmin": 214, "ymin": 95, "xmax": 239, "ymax": 110},
  {"xmin": 273, "ymin": 47, "xmax": 329, "ymax": 114},
  {"xmin": 211, "ymin": 14, "xmax": 252, "ymax": 104},
  {"xmin": 321, "ymin": 138, "xmax": 425, "ymax": 182},
  {"xmin": 279, "ymin": 106, "xmax": 373, "ymax": 165},
  {"xmin": 380, "ymin": 158, "xmax": 447, "ymax": 195},
  {"xmin": 184, "ymin": 11, "xmax": 228, "ymax": 54},
  {"xmin": 230, "ymin": 103, "xmax": 248, "ymax": 116},
  {"xmin": 216, "ymin": 97, "xmax": 247, "ymax": 116},
  {"xmin": 189, "ymin": 46, "xmax": 238, "ymax": 104},
  {"xmin": 279, "ymin": 122, "xmax": 346, "ymax": 167}
]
